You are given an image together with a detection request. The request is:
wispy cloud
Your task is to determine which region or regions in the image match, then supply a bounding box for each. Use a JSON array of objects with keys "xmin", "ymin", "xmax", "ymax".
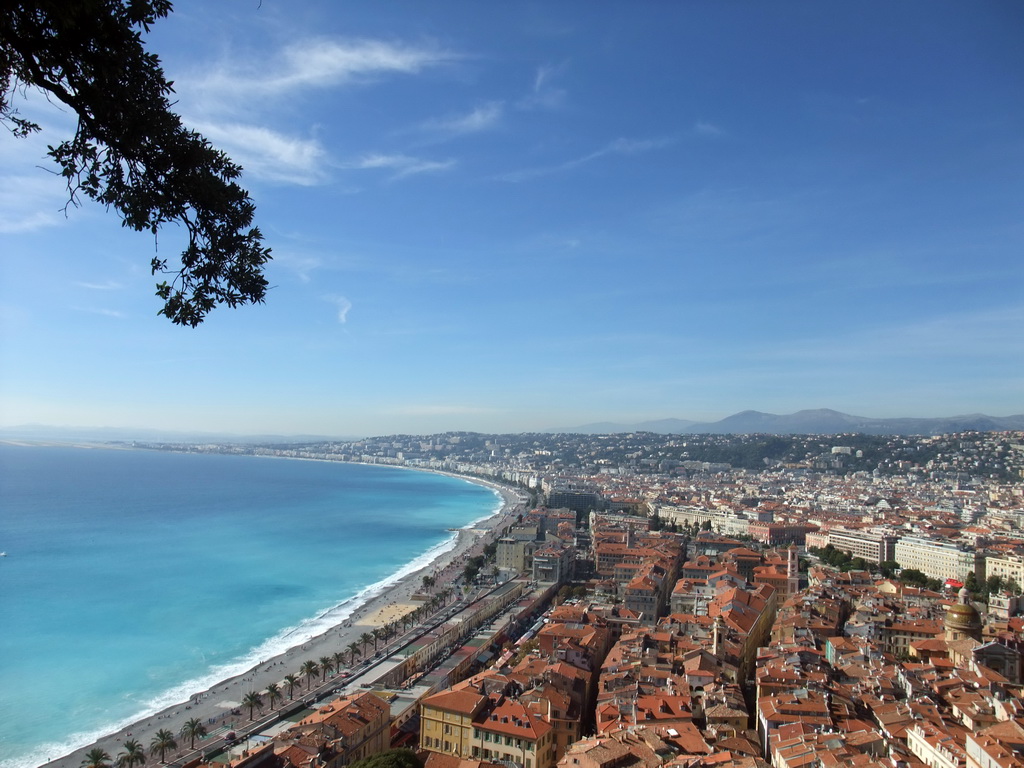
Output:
[
  {"xmin": 346, "ymin": 153, "xmax": 456, "ymax": 181},
  {"xmin": 188, "ymin": 121, "xmax": 327, "ymax": 185},
  {"xmin": 74, "ymin": 307, "xmax": 126, "ymax": 319},
  {"xmin": 499, "ymin": 136, "xmax": 675, "ymax": 182},
  {"xmin": 693, "ymin": 121, "xmax": 722, "ymax": 137},
  {"xmin": 189, "ymin": 38, "xmax": 457, "ymax": 111},
  {"xmin": 518, "ymin": 65, "xmax": 566, "ymax": 110},
  {"xmin": 386, "ymin": 404, "xmax": 498, "ymax": 416},
  {"xmin": 421, "ymin": 102, "xmax": 503, "ymax": 137},
  {"xmin": 326, "ymin": 295, "xmax": 353, "ymax": 323},
  {"xmin": 0, "ymin": 175, "xmax": 69, "ymax": 233},
  {"xmin": 75, "ymin": 280, "xmax": 124, "ymax": 291},
  {"xmin": 274, "ymin": 252, "xmax": 322, "ymax": 284},
  {"xmin": 754, "ymin": 305, "xmax": 1024, "ymax": 364}
]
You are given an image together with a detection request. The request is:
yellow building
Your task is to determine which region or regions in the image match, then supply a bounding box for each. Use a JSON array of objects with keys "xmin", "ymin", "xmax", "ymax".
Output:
[
  {"xmin": 420, "ymin": 686, "xmax": 488, "ymax": 757},
  {"xmin": 420, "ymin": 683, "xmax": 558, "ymax": 768}
]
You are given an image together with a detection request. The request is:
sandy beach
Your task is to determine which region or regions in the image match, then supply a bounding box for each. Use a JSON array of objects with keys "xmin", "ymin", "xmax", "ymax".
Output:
[{"xmin": 42, "ymin": 477, "xmax": 524, "ymax": 768}]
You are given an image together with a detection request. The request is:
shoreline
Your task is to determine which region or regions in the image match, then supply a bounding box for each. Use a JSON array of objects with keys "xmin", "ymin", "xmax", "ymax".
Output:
[{"xmin": 31, "ymin": 452, "xmax": 526, "ymax": 768}]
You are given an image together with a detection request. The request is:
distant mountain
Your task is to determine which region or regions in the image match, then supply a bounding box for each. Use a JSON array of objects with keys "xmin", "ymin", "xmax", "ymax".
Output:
[{"xmin": 547, "ymin": 409, "xmax": 1024, "ymax": 436}]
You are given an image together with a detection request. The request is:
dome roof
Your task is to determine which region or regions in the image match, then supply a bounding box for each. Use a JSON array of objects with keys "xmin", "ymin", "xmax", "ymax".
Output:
[{"xmin": 945, "ymin": 601, "xmax": 982, "ymax": 630}]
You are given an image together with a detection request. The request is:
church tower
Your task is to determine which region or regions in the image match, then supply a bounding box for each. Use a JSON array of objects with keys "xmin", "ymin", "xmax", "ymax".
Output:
[{"xmin": 786, "ymin": 544, "xmax": 800, "ymax": 597}]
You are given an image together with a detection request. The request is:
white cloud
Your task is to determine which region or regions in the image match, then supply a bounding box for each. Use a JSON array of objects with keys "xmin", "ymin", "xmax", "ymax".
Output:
[
  {"xmin": 347, "ymin": 153, "xmax": 456, "ymax": 180},
  {"xmin": 74, "ymin": 307, "xmax": 127, "ymax": 319},
  {"xmin": 327, "ymin": 295, "xmax": 352, "ymax": 323},
  {"xmin": 188, "ymin": 121, "xmax": 327, "ymax": 186},
  {"xmin": 275, "ymin": 253, "xmax": 321, "ymax": 284},
  {"xmin": 499, "ymin": 136, "xmax": 675, "ymax": 182},
  {"xmin": 387, "ymin": 404, "xmax": 497, "ymax": 416},
  {"xmin": 423, "ymin": 102, "xmax": 503, "ymax": 136},
  {"xmin": 76, "ymin": 280, "xmax": 124, "ymax": 291},
  {"xmin": 518, "ymin": 65, "xmax": 566, "ymax": 110},
  {"xmin": 755, "ymin": 305, "xmax": 1024, "ymax": 364},
  {"xmin": 189, "ymin": 38, "xmax": 456, "ymax": 111},
  {"xmin": 0, "ymin": 175, "xmax": 69, "ymax": 233},
  {"xmin": 693, "ymin": 121, "xmax": 722, "ymax": 136}
]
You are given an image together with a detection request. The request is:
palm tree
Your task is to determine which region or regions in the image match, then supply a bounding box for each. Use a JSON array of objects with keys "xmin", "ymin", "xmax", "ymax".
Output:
[
  {"xmin": 422, "ymin": 574, "xmax": 435, "ymax": 592},
  {"xmin": 81, "ymin": 748, "xmax": 112, "ymax": 768},
  {"xmin": 372, "ymin": 627, "xmax": 385, "ymax": 651},
  {"xmin": 180, "ymin": 717, "xmax": 207, "ymax": 750},
  {"xmin": 332, "ymin": 651, "xmax": 345, "ymax": 673},
  {"xmin": 116, "ymin": 738, "xmax": 146, "ymax": 768},
  {"xmin": 347, "ymin": 642, "xmax": 361, "ymax": 665},
  {"xmin": 318, "ymin": 655, "xmax": 334, "ymax": 681},
  {"xmin": 301, "ymin": 659, "xmax": 319, "ymax": 690},
  {"xmin": 149, "ymin": 729, "xmax": 177, "ymax": 763},
  {"xmin": 242, "ymin": 690, "xmax": 264, "ymax": 721},
  {"xmin": 265, "ymin": 682, "xmax": 282, "ymax": 711},
  {"xmin": 284, "ymin": 674, "xmax": 299, "ymax": 700},
  {"xmin": 360, "ymin": 632, "xmax": 374, "ymax": 655}
]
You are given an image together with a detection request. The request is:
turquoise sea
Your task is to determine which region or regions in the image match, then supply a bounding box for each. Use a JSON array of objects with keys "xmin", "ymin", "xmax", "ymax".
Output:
[{"xmin": 0, "ymin": 443, "xmax": 499, "ymax": 768}]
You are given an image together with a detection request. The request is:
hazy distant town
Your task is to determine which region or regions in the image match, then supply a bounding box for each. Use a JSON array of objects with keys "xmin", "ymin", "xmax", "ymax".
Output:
[{"xmin": 120, "ymin": 428, "xmax": 1024, "ymax": 768}]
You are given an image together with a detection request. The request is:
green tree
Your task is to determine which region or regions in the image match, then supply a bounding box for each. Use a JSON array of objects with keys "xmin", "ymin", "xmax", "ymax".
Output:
[
  {"xmin": 348, "ymin": 748, "xmax": 423, "ymax": 768},
  {"xmin": 116, "ymin": 739, "xmax": 146, "ymax": 768},
  {"xmin": 319, "ymin": 655, "xmax": 334, "ymax": 681},
  {"xmin": 879, "ymin": 560, "xmax": 901, "ymax": 578},
  {"xmin": 0, "ymin": 1, "xmax": 271, "ymax": 326},
  {"xmin": 179, "ymin": 717, "xmax": 207, "ymax": 750},
  {"xmin": 81, "ymin": 748, "xmax": 112, "ymax": 768},
  {"xmin": 283, "ymin": 674, "xmax": 299, "ymax": 700},
  {"xmin": 360, "ymin": 632, "xmax": 374, "ymax": 655},
  {"xmin": 149, "ymin": 729, "xmax": 176, "ymax": 763},
  {"xmin": 301, "ymin": 659, "xmax": 319, "ymax": 690},
  {"xmin": 265, "ymin": 682, "xmax": 282, "ymax": 711},
  {"xmin": 333, "ymin": 651, "xmax": 346, "ymax": 674},
  {"xmin": 899, "ymin": 569, "xmax": 929, "ymax": 588},
  {"xmin": 242, "ymin": 690, "xmax": 263, "ymax": 721},
  {"xmin": 987, "ymin": 575, "xmax": 1007, "ymax": 595},
  {"xmin": 347, "ymin": 641, "xmax": 362, "ymax": 665}
]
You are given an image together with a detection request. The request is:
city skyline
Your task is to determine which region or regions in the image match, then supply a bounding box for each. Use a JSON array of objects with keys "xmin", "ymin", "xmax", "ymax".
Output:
[{"xmin": 2, "ymin": 1, "xmax": 1021, "ymax": 436}]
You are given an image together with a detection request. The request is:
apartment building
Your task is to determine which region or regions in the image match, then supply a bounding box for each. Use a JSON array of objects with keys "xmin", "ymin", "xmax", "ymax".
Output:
[
  {"xmin": 894, "ymin": 536, "xmax": 983, "ymax": 583},
  {"xmin": 984, "ymin": 553, "xmax": 1024, "ymax": 590},
  {"xmin": 817, "ymin": 527, "xmax": 898, "ymax": 564}
]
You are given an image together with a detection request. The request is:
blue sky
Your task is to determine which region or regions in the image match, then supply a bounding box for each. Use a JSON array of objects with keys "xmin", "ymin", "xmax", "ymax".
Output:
[{"xmin": 1, "ymin": 1, "xmax": 1022, "ymax": 437}]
